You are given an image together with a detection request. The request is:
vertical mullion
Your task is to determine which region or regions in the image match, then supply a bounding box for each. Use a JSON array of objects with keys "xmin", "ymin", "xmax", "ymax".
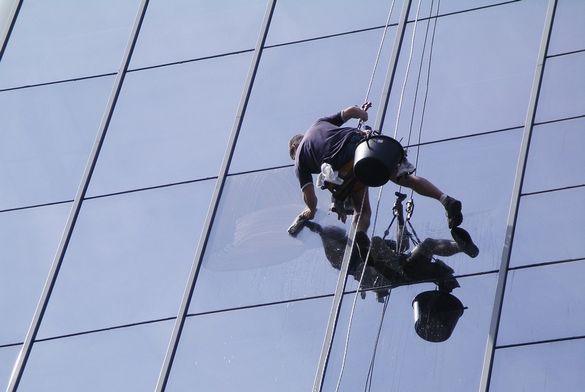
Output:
[
  {"xmin": 0, "ymin": 0, "xmax": 22, "ymax": 61},
  {"xmin": 154, "ymin": 1, "xmax": 277, "ymax": 390},
  {"xmin": 5, "ymin": 1, "xmax": 151, "ymax": 390},
  {"xmin": 479, "ymin": 0, "xmax": 557, "ymax": 390}
]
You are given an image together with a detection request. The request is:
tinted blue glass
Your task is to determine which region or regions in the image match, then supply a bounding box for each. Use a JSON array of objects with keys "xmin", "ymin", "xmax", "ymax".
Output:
[
  {"xmin": 385, "ymin": 0, "xmax": 546, "ymax": 141},
  {"xmin": 511, "ymin": 187, "xmax": 585, "ymax": 267},
  {"xmin": 88, "ymin": 54, "xmax": 251, "ymax": 196},
  {"xmin": 324, "ymin": 274, "xmax": 497, "ymax": 391},
  {"xmin": 19, "ymin": 321, "xmax": 173, "ymax": 391},
  {"xmin": 0, "ymin": 0, "xmax": 140, "ymax": 88},
  {"xmin": 491, "ymin": 340, "xmax": 585, "ymax": 392},
  {"xmin": 498, "ymin": 262, "xmax": 585, "ymax": 346},
  {"xmin": 38, "ymin": 181, "xmax": 214, "ymax": 338},
  {"xmin": 266, "ymin": 0, "xmax": 398, "ymax": 45},
  {"xmin": 0, "ymin": 346, "xmax": 19, "ymax": 391},
  {"xmin": 168, "ymin": 298, "xmax": 330, "ymax": 391},
  {"xmin": 409, "ymin": 0, "xmax": 513, "ymax": 20},
  {"xmin": 0, "ymin": 204, "xmax": 70, "ymax": 346},
  {"xmin": 190, "ymin": 168, "xmax": 350, "ymax": 313},
  {"xmin": 548, "ymin": 0, "xmax": 585, "ymax": 56},
  {"xmin": 230, "ymin": 29, "xmax": 394, "ymax": 174},
  {"xmin": 130, "ymin": 0, "xmax": 265, "ymax": 68},
  {"xmin": 535, "ymin": 51, "xmax": 585, "ymax": 123},
  {"xmin": 0, "ymin": 77, "xmax": 114, "ymax": 210},
  {"xmin": 362, "ymin": 129, "xmax": 522, "ymax": 278},
  {"xmin": 523, "ymin": 118, "xmax": 585, "ymax": 193}
]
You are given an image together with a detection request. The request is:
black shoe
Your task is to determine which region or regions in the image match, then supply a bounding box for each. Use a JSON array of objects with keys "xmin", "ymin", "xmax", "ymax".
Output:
[
  {"xmin": 444, "ymin": 196, "xmax": 463, "ymax": 229},
  {"xmin": 451, "ymin": 227, "xmax": 479, "ymax": 258}
]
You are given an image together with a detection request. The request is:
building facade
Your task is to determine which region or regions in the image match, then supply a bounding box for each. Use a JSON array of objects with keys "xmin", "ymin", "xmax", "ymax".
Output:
[{"xmin": 0, "ymin": 0, "xmax": 583, "ymax": 390}]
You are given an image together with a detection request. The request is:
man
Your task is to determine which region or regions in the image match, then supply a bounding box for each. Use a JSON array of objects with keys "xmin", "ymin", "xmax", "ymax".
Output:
[{"xmin": 288, "ymin": 105, "xmax": 465, "ymax": 239}]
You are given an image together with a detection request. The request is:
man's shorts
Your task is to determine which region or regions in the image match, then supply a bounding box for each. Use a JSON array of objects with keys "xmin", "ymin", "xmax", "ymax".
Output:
[{"xmin": 330, "ymin": 132, "xmax": 416, "ymax": 181}]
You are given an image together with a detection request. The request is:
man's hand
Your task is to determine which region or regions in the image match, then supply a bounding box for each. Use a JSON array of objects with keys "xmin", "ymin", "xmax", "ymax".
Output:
[{"xmin": 342, "ymin": 106, "xmax": 368, "ymax": 122}]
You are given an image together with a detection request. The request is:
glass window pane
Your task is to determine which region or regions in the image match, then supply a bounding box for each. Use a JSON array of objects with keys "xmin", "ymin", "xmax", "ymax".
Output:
[
  {"xmin": 0, "ymin": 0, "xmax": 140, "ymax": 88},
  {"xmin": 324, "ymin": 274, "xmax": 497, "ymax": 391},
  {"xmin": 498, "ymin": 262, "xmax": 585, "ymax": 346},
  {"xmin": 0, "ymin": 346, "xmax": 20, "ymax": 391},
  {"xmin": 266, "ymin": 0, "xmax": 399, "ymax": 45},
  {"xmin": 19, "ymin": 321, "xmax": 173, "ymax": 391},
  {"xmin": 130, "ymin": 0, "xmax": 265, "ymax": 69},
  {"xmin": 38, "ymin": 181, "xmax": 215, "ymax": 338},
  {"xmin": 230, "ymin": 30, "xmax": 395, "ymax": 174},
  {"xmin": 523, "ymin": 118, "xmax": 585, "ymax": 193},
  {"xmin": 549, "ymin": 0, "xmax": 585, "ymax": 56},
  {"xmin": 385, "ymin": 0, "xmax": 546, "ymax": 142},
  {"xmin": 369, "ymin": 130, "xmax": 522, "ymax": 276},
  {"xmin": 491, "ymin": 340, "xmax": 585, "ymax": 392},
  {"xmin": 0, "ymin": 204, "xmax": 70, "ymax": 346},
  {"xmin": 535, "ymin": 52, "xmax": 585, "ymax": 123},
  {"xmin": 0, "ymin": 77, "xmax": 114, "ymax": 210},
  {"xmin": 411, "ymin": 0, "xmax": 516, "ymax": 19},
  {"xmin": 88, "ymin": 55, "xmax": 251, "ymax": 196},
  {"xmin": 167, "ymin": 298, "xmax": 330, "ymax": 391},
  {"xmin": 190, "ymin": 168, "xmax": 349, "ymax": 313},
  {"xmin": 511, "ymin": 188, "xmax": 585, "ymax": 267}
]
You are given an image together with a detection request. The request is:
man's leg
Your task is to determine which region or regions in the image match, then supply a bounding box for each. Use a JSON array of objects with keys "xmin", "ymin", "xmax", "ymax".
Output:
[
  {"xmin": 350, "ymin": 185, "xmax": 372, "ymax": 261},
  {"xmin": 350, "ymin": 185, "xmax": 371, "ymax": 233},
  {"xmin": 394, "ymin": 174, "xmax": 463, "ymax": 228},
  {"xmin": 413, "ymin": 233, "xmax": 479, "ymax": 260}
]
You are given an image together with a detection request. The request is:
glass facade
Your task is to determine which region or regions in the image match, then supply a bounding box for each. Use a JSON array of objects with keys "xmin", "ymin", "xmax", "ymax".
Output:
[{"xmin": 1, "ymin": 0, "xmax": 582, "ymax": 391}]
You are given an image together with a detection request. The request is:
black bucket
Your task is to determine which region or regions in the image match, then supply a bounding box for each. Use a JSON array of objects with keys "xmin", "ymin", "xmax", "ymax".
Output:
[
  {"xmin": 412, "ymin": 290, "xmax": 465, "ymax": 343},
  {"xmin": 353, "ymin": 135, "xmax": 404, "ymax": 187}
]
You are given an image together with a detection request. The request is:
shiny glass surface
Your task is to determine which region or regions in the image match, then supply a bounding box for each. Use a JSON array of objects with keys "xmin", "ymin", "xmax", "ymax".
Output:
[
  {"xmin": 19, "ymin": 321, "xmax": 173, "ymax": 392},
  {"xmin": 323, "ymin": 274, "xmax": 497, "ymax": 391},
  {"xmin": 168, "ymin": 298, "xmax": 330, "ymax": 391},
  {"xmin": 230, "ymin": 30, "xmax": 394, "ymax": 174},
  {"xmin": 37, "ymin": 181, "xmax": 215, "ymax": 338},
  {"xmin": 190, "ymin": 167, "xmax": 349, "ymax": 313},
  {"xmin": 498, "ymin": 261, "xmax": 585, "ymax": 346},
  {"xmin": 88, "ymin": 54, "xmax": 251, "ymax": 196},
  {"xmin": 523, "ymin": 118, "xmax": 585, "ymax": 193},
  {"xmin": 535, "ymin": 51, "xmax": 585, "ymax": 123},
  {"xmin": 548, "ymin": 0, "xmax": 585, "ymax": 56},
  {"xmin": 0, "ymin": 204, "xmax": 70, "ymax": 346},
  {"xmin": 130, "ymin": 0, "xmax": 265, "ymax": 68},
  {"xmin": 358, "ymin": 129, "xmax": 522, "ymax": 279},
  {"xmin": 0, "ymin": 346, "xmax": 20, "ymax": 391},
  {"xmin": 0, "ymin": 77, "xmax": 114, "ymax": 210},
  {"xmin": 0, "ymin": 0, "xmax": 140, "ymax": 88},
  {"xmin": 490, "ymin": 340, "xmax": 585, "ymax": 391},
  {"xmin": 409, "ymin": 0, "xmax": 513, "ymax": 20},
  {"xmin": 266, "ymin": 0, "xmax": 398, "ymax": 45},
  {"xmin": 510, "ymin": 187, "xmax": 585, "ymax": 267},
  {"xmin": 385, "ymin": 0, "xmax": 546, "ymax": 141}
]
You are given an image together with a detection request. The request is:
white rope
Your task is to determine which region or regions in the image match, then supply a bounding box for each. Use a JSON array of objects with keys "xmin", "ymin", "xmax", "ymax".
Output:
[
  {"xmin": 333, "ymin": 0, "xmax": 438, "ymax": 390},
  {"xmin": 393, "ymin": 0, "xmax": 425, "ymax": 140}
]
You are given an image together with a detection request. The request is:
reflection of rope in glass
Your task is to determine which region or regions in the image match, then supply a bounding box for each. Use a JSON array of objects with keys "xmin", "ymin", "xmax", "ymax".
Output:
[{"xmin": 334, "ymin": 0, "xmax": 443, "ymax": 389}]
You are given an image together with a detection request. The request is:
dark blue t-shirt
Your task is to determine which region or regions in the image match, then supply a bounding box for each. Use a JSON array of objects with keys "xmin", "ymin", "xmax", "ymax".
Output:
[{"xmin": 294, "ymin": 112, "xmax": 362, "ymax": 190}]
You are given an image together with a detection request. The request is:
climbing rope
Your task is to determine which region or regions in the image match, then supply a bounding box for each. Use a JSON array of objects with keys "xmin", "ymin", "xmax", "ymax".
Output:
[
  {"xmin": 334, "ymin": 0, "xmax": 444, "ymax": 390},
  {"xmin": 334, "ymin": 0, "xmax": 427, "ymax": 390}
]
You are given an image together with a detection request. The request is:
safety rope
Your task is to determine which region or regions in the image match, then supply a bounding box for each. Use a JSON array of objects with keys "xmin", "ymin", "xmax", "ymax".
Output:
[{"xmin": 334, "ymin": 0, "xmax": 427, "ymax": 390}]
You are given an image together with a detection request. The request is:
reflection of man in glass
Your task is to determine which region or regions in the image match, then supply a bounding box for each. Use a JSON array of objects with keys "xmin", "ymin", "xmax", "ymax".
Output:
[
  {"xmin": 288, "ymin": 105, "xmax": 466, "ymax": 247},
  {"xmin": 369, "ymin": 226, "xmax": 479, "ymax": 291}
]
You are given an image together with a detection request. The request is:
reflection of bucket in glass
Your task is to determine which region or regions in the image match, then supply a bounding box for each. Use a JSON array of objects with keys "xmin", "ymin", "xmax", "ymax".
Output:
[
  {"xmin": 412, "ymin": 290, "xmax": 465, "ymax": 343},
  {"xmin": 353, "ymin": 135, "xmax": 404, "ymax": 187}
]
